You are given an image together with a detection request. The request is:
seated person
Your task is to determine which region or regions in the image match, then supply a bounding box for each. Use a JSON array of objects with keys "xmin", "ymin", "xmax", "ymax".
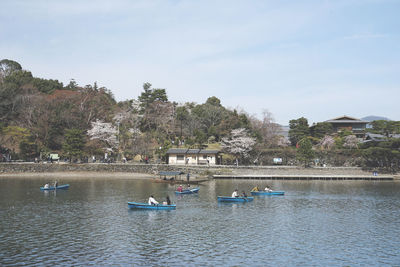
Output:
[
  {"xmin": 242, "ymin": 191, "xmax": 247, "ymax": 197},
  {"xmin": 177, "ymin": 185, "xmax": 183, "ymax": 192},
  {"xmin": 264, "ymin": 186, "xmax": 273, "ymax": 192},
  {"xmin": 251, "ymin": 186, "xmax": 259, "ymax": 192},
  {"xmin": 232, "ymin": 189, "xmax": 239, "ymax": 198},
  {"xmin": 44, "ymin": 183, "xmax": 49, "ymax": 189},
  {"xmin": 148, "ymin": 195, "xmax": 159, "ymax": 205}
]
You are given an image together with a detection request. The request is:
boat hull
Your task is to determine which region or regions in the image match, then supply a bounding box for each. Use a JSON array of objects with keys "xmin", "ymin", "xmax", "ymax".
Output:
[
  {"xmin": 250, "ymin": 191, "xmax": 285, "ymax": 196},
  {"xmin": 40, "ymin": 184, "xmax": 70, "ymax": 191},
  {"xmin": 217, "ymin": 196, "xmax": 254, "ymax": 202},
  {"xmin": 175, "ymin": 188, "xmax": 199, "ymax": 194},
  {"xmin": 127, "ymin": 202, "xmax": 176, "ymax": 210}
]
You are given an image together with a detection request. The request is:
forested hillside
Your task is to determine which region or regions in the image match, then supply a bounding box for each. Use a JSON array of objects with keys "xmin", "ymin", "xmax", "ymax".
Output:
[{"xmin": 1, "ymin": 59, "xmax": 399, "ymax": 172}]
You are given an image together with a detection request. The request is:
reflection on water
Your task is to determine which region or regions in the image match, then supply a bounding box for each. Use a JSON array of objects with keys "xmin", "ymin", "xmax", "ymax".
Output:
[{"xmin": 1, "ymin": 177, "xmax": 400, "ymax": 266}]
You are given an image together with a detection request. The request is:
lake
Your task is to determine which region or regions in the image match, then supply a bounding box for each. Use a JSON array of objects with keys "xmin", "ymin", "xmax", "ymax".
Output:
[{"xmin": 1, "ymin": 176, "xmax": 400, "ymax": 266}]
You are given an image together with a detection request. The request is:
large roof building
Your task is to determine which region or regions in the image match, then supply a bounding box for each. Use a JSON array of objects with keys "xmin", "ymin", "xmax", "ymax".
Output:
[{"xmin": 324, "ymin": 115, "xmax": 368, "ymax": 137}]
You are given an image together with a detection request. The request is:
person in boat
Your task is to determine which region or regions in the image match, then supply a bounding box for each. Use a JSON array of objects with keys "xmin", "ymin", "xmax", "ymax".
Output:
[
  {"xmin": 163, "ymin": 196, "xmax": 171, "ymax": 205},
  {"xmin": 44, "ymin": 183, "xmax": 50, "ymax": 189},
  {"xmin": 264, "ymin": 186, "xmax": 273, "ymax": 192},
  {"xmin": 242, "ymin": 191, "xmax": 247, "ymax": 197},
  {"xmin": 54, "ymin": 180, "xmax": 58, "ymax": 188},
  {"xmin": 177, "ymin": 185, "xmax": 183, "ymax": 192},
  {"xmin": 232, "ymin": 189, "xmax": 239, "ymax": 198},
  {"xmin": 148, "ymin": 195, "xmax": 159, "ymax": 205},
  {"xmin": 251, "ymin": 186, "xmax": 260, "ymax": 192},
  {"xmin": 186, "ymin": 184, "xmax": 191, "ymax": 189}
]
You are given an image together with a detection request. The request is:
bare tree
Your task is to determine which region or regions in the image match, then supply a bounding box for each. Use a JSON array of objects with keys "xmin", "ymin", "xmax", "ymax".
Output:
[{"xmin": 250, "ymin": 109, "xmax": 281, "ymax": 148}]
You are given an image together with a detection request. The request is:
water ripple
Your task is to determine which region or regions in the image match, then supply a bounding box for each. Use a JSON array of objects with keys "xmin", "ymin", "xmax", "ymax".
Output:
[{"xmin": 1, "ymin": 179, "xmax": 400, "ymax": 266}]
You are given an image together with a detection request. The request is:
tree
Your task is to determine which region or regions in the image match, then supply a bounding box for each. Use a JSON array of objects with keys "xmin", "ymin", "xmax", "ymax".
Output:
[
  {"xmin": 343, "ymin": 135, "xmax": 358, "ymax": 149},
  {"xmin": 370, "ymin": 120, "xmax": 400, "ymax": 136},
  {"xmin": 0, "ymin": 126, "xmax": 31, "ymax": 153},
  {"xmin": 194, "ymin": 129, "xmax": 207, "ymax": 148},
  {"xmin": 32, "ymin": 77, "xmax": 63, "ymax": 94},
  {"xmin": 176, "ymin": 106, "xmax": 189, "ymax": 138},
  {"xmin": 362, "ymin": 146, "xmax": 400, "ymax": 173},
  {"xmin": 87, "ymin": 120, "xmax": 118, "ymax": 152},
  {"xmin": 131, "ymin": 134, "xmax": 154, "ymax": 162},
  {"xmin": 221, "ymin": 128, "xmax": 256, "ymax": 166},
  {"xmin": 250, "ymin": 110, "xmax": 281, "ymax": 148},
  {"xmin": 144, "ymin": 101, "xmax": 174, "ymax": 129},
  {"xmin": 19, "ymin": 137, "xmax": 38, "ymax": 161},
  {"xmin": 310, "ymin": 122, "xmax": 333, "ymax": 139},
  {"xmin": 63, "ymin": 129, "xmax": 86, "ymax": 162},
  {"xmin": 0, "ymin": 70, "xmax": 34, "ymax": 122},
  {"xmin": 137, "ymin": 82, "xmax": 168, "ymax": 113},
  {"xmin": 289, "ymin": 117, "xmax": 310, "ymax": 146},
  {"xmin": 192, "ymin": 98, "xmax": 225, "ymax": 134},
  {"xmin": 296, "ymin": 137, "xmax": 314, "ymax": 167},
  {"xmin": 277, "ymin": 136, "xmax": 290, "ymax": 147},
  {"xmin": 319, "ymin": 135, "xmax": 335, "ymax": 150},
  {"xmin": 0, "ymin": 59, "xmax": 22, "ymax": 83},
  {"xmin": 205, "ymin": 96, "xmax": 222, "ymax": 106}
]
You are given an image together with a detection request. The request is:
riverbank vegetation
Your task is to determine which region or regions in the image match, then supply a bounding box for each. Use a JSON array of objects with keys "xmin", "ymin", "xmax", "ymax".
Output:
[{"xmin": 1, "ymin": 59, "xmax": 399, "ymax": 172}]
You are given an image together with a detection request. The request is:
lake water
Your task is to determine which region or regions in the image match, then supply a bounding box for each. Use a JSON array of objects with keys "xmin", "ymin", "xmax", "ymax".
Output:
[{"xmin": 1, "ymin": 176, "xmax": 400, "ymax": 266}]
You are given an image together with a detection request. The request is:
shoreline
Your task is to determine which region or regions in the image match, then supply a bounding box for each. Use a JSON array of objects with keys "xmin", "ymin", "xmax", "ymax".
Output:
[
  {"xmin": 1, "ymin": 171, "xmax": 398, "ymax": 181},
  {"xmin": 0, "ymin": 171, "xmax": 154, "ymax": 179}
]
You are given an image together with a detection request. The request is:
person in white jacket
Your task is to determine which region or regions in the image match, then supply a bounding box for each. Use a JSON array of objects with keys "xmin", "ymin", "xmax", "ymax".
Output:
[
  {"xmin": 264, "ymin": 186, "xmax": 273, "ymax": 192},
  {"xmin": 148, "ymin": 195, "xmax": 159, "ymax": 205},
  {"xmin": 232, "ymin": 189, "xmax": 239, "ymax": 198}
]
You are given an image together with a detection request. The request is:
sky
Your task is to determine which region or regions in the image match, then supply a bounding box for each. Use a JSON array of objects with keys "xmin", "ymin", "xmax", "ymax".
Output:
[{"xmin": 1, "ymin": 0, "xmax": 399, "ymax": 125}]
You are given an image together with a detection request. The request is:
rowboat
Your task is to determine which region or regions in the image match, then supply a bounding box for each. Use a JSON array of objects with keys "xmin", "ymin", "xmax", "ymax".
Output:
[
  {"xmin": 217, "ymin": 196, "xmax": 254, "ymax": 202},
  {"xmin": 127, "ymin": 202, "xmax": 176, "ymax": 210},
  {"xmin": 175, "ymin": 188, "xmax": 199, "ymax": 194},
  {"xmin": 40, "ymin": 184, "xmax": 70, "ymax": 191},
  {"xmin": 250, "ymin": 191, "xmax": 285, "ymax": 196}
]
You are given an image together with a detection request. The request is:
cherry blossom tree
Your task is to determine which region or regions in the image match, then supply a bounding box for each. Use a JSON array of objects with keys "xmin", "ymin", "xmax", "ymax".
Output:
[
  {"xmin": 221, "ymin": 128, "xmax": 256, "ymax": 166},
  {"xmin": 343, "ymin": 135, "xmax": 358, "ymax": 149},
  {"xmin": 319, "ymin": 135, "xmax": 335, "ymax": 150},
  {"xmin": 277, "ymin": 136, "xmax": 291, "ymax": 147},
  {"xmin": 87, "ymin": 120, "xmax": 118, "ymax": 152}
]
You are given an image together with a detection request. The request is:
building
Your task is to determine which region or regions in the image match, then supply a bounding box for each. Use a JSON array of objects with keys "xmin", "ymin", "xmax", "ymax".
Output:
[
  {"xmin": 324, "ymin": 115, "xmax": 368, "ymax": 137},
  {"xmin": 166, "ymin": 148, "xmax": 221, "ymax": 165},
  {"xmin": 363, "ymin": 132, "xmax": 400, "ymax": 144}
]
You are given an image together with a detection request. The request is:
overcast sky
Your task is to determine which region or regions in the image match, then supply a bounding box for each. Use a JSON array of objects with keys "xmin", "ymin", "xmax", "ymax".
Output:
[{"xmin": 1, "ymin": 0, "xmax": 399, "ymax": 125}]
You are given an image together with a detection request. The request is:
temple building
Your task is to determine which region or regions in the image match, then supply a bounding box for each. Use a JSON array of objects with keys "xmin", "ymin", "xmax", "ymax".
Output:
[{"xmin": 324, "ymin": 115, "xmax": 368, "ymax": 137}]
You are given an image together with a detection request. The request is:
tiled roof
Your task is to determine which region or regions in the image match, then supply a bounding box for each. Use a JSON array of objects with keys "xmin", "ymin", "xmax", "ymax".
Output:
[{"xmin": 325, "ymin": 115, "xmax": 368, "ymax": 124}]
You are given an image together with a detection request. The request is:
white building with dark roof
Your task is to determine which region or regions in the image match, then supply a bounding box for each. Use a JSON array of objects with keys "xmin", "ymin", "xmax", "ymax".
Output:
[{"xmin": 166, "ymin": 148, "xmax": 221, "ymax": 165}]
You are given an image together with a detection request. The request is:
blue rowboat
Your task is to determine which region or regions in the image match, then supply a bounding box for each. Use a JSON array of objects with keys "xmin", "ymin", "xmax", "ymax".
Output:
[
  {"xmin": 40, "ymin": 184, "xmax": 70, "ymax": 191},
  {"xmin": 127, "ymin": 202, "xmax": 176, "ymax": 210},
  {"xmin": 175, "ymin": 188, "xmax": 199, "ymax": 194},
  {"xmin": 217, "ymin": 196, "xmax": 254, "ymax": 202},
  {"xmin": 250, "ymin": 191, "xmax": 285, "ymax": 196}
]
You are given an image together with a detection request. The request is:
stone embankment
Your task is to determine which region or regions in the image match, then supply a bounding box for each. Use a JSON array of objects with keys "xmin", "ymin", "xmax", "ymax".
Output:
[{"xmin": 0, "ymin": 163, "xmax": 397, "ymax": 180}]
